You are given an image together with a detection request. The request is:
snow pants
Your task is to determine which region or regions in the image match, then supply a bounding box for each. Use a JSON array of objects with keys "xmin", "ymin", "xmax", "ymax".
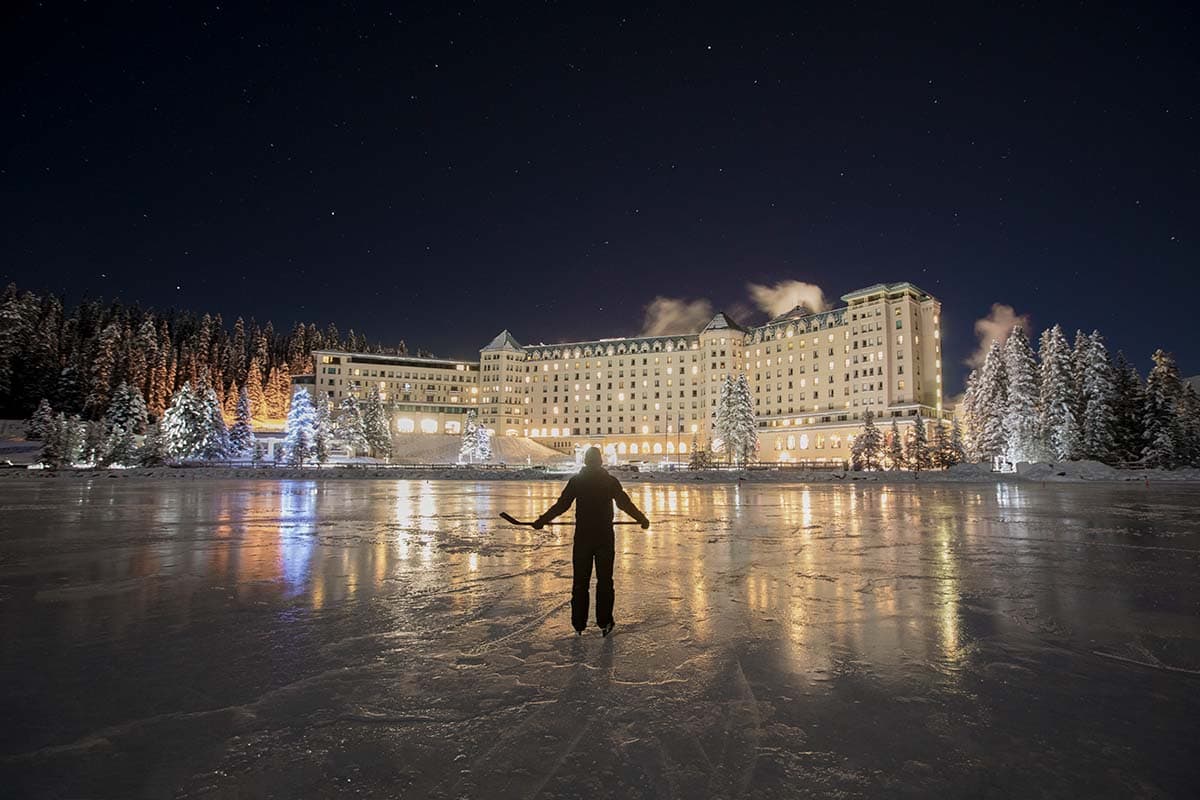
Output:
[{"xmin": 571, "ymin": 534, "xmax": 615, "ymax": 630}]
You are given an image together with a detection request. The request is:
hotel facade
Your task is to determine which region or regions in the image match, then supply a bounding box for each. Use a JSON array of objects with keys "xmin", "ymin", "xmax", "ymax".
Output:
[{"xmin": 308, "ymin": 282, "xmax": 946, "ymax": 464}]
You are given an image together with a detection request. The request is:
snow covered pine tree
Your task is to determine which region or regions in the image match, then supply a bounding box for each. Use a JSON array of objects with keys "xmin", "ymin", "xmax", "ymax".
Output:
[
  {"xmin": 228, "ymin": 386, "xmax": 255, "ymax": 457},
  {"xmin": 283, "ymin": 387, "xmax": 317, "ymax": 465}
]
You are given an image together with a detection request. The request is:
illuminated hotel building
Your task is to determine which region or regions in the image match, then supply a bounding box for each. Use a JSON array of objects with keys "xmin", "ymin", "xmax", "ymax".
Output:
[{"xmin": 309, "ymin": 282, "xmax": 945, "ymax": 463}]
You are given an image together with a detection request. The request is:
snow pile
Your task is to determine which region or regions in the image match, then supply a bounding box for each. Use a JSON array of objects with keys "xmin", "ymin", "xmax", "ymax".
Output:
[
  {"xmin": 938, "ymin": 461, "xmax": 998, "ymax": 480},
  {"xmin": 1016, "ymin": 460, "xmax": 1200, "ymax": 482},
  {"xmin": 1018, "ymin": 460, "xmax": 1118, "ymax": 481}
]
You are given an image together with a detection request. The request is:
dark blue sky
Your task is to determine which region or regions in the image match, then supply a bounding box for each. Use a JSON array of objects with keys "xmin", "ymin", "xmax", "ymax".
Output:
[{"xmin": 3, "ymin": 2, "xmax": 1197, "ymax": 390}]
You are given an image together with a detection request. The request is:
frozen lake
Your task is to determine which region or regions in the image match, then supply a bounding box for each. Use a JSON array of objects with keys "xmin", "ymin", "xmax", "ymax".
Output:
[{"xmin": 1, "ymin": 478, "xmax": 1198, "ymax": 798}]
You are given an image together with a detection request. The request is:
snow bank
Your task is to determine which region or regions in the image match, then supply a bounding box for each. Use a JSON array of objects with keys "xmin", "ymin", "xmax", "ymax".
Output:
[
  {"xmin": 5, "ymin": 460, "xmax": 1200, "ymax": 484},
  {"xmin": 1017, "ymin": 460, "xmax": 1200, "ymax": 482},
  {"xmin": 937, "ymin": 461, "xmax": 998, "ymax": 480}
]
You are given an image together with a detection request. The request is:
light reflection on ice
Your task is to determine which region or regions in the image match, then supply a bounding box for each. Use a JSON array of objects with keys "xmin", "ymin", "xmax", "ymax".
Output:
[{"xmin": 278, "ymin": 481, "xmax": 316, "ymax": 597}]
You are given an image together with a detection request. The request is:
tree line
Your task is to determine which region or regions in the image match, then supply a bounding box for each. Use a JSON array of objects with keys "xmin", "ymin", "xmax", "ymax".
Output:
[
  {"xmin": 849, "ymin": 410, "xmax": 965, "ymax": 472},
  {"xmin": 31, "ymin": 378, "xmax": 400, "ymax": 468},
  {"xmin": 959, "ymin": 324, "xmax": 1199, "ymax": 469},
  {"xmin": 0, "ymin": 283, "xmax": 428, "ymax": 423}
]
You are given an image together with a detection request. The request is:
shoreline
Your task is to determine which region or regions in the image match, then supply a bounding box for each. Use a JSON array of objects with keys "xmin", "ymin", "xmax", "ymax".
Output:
[{"xmin": 2, "ymin": 463, "xmax": 1197, "ymax": 485}]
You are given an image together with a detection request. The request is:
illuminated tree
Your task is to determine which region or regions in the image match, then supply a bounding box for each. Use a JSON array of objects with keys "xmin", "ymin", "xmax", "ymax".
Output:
[
  {"xmin": 947, "ymin": 417, "xmax": 966, "ymax": 467},
  {"xmin": 101, "ymin": 424, "xmax": 137, "ymax": 466},
  {"xmin": 361, "ymin": 387, "xmax": 392, "ymax": 460},
  {"xmin": 105, "ymin": 382, "xmax": 149, "ymax": 435},
  {"xmin": 27, "ymin": 398, "xmax": 54, "ymax": 439},
  {"xmin": 714, "ymin": 375, "xmax": 736, "ymax": 464},
  {"xmin": 273, "ymin": 362, "xmax": 293, "ymax": 418},
  {"xmin": 1080, "ymin": 331, "xmax": 1117, "ymax": 461},
  {"xmin": 148, "ymin": 339, "xmax": 170, "ymax": 417},
  {"xmin": 906, "ymin": 412, "xmax": 932, "ymax": 473},
  {"xmin": 959, "ymin": 368, "xmax": 981, "ymax": 461},
  {"xmin": 228, "ymin": 386, "xmax": 255, "ymax": 457},
  {"xmin": 333, "ymin": 396, "xmax": 368, "ymax": 455},
  {"xmin": 263, "ymin": 365, "xmax": 285, "ymax": 419},
  {"xmin": 931, "ymin": 420, "xmax": 949, "ymax": 469},
  {"xmin": 162, "ymin": 382, "xmax": 208, "ymax": 459},
  {"xmin": 284, "ymin": 387, "xmax": 317, "ymax": 465},
  {"xmin": 731, "ymin": 374, "xmax": 758, "ymax": 465},
  {"xmin": 474, "ymin": 423, "xmax": 493, "ymax": 463},
  {"xmin": 245, "ymin": 357, "xmax": 266, "ymax": 418},
  {"xmin": 888, "ymin": 419, "xmax": 904, "ymax": 469},
  {"xmin": 139, "ymin": 422, "xmax": 167, "ymax": 466},
  {"xmin": 1003, "ymin": 325, "xmax": 1041, "ymax": 462},
  {"xmin": 222, "ymin": 383, "xmax": 238, "ymax": 420},
  {"xmin": 1038, "ymin": 324, "xmax": 1078, "ymax": 459},
  {"xmin": 715, "ymin": 374, "xmax": 756, "ymax": 466},
  {"xmin": 313, "ymin": 398, "xmax": 332, "ymax": 464},
  {"xmin": 198, "ymin": 384, "xmax": 230, "ymax": 459},
  {"xmin": 975, "ymin": 339, "xmax": 1008, "ymax": 459},
  {"xmin": 41, "ymin": 412, "xmax": 85, "ymax": 468},
  {"xmin": 851, "ymin": 410, "xmax": 883, "ymax": 471},
  {"xmin": 459, "ymin": 408, "xmax": 485, "ymax": 463},
  {"xmin": 687, "ymin": 435, "xmax": 713, "ymax": 469}
]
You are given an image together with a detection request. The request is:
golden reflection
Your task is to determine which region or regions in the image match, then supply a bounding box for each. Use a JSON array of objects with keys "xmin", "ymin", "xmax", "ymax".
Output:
[
  {"xmin": 936, "ymin": 517, "xmax": 960, "ymax": 663},
  {"xmin": 10, "ymin": 477, "xmax": 1076, "ymax": 686}
]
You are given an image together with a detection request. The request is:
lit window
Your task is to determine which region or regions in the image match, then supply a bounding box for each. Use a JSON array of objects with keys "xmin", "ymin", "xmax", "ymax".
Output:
[
  {"xmin": 420, "ymin": 419, "xmax": 437, "ymax": 433},
  {"xmin": 397, "ymin": 417, "xmax": 415, "ymax": 433}
]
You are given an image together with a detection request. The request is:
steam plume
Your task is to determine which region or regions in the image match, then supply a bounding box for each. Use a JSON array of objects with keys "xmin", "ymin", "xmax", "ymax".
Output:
[
  {"xmin": 747, "ymin": 280, "xmax": 829, "ymax": 319},
  {"xmin": 640, "ymin": 296, "xmax": 714, "ymax": 336},
  {"xmin": 967, "ymin": 303, "xmax": 1031, "ymax": 368}
]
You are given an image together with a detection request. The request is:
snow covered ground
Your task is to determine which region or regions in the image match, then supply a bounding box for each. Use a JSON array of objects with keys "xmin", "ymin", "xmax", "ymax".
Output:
[
  {"xmin": 1, "ymin": 478, "xmax": 1197, "ymax": 797},
  {"xmin": 4, "ymin": 458, "xmax": 1200, "ymax": 484}
]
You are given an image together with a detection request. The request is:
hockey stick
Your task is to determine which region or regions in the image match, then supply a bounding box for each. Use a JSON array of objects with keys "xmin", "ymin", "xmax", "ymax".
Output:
[{"xmin": 499, "ymin": 512, "xmax": 644, "ymax": 527}]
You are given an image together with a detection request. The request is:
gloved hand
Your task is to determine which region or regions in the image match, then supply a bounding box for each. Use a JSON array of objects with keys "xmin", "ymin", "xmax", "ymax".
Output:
[
  {"xmin": 532, "ymin": 518, "xmax": 545, "ymax": 530},
  {"xmin": 640, "ymin": 519, "xmax": 650, "ymax": 530}
]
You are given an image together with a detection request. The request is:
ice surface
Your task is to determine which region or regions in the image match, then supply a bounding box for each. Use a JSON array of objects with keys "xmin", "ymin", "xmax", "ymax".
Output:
[{"xmin": 1, "ymin": 478, "xmax": 1198, "ymax": 798}]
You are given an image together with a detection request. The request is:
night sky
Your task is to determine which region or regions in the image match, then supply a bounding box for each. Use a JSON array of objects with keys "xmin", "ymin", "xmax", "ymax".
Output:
[{"xmin": 3, "ymin": 2, "xmax": 1197, "ymax": 391}]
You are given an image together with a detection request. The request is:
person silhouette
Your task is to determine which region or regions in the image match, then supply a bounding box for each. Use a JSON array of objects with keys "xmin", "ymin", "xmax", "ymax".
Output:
[{"xmin": 533, "ymin": 446, "xmax": 650, "ymax": 636}]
